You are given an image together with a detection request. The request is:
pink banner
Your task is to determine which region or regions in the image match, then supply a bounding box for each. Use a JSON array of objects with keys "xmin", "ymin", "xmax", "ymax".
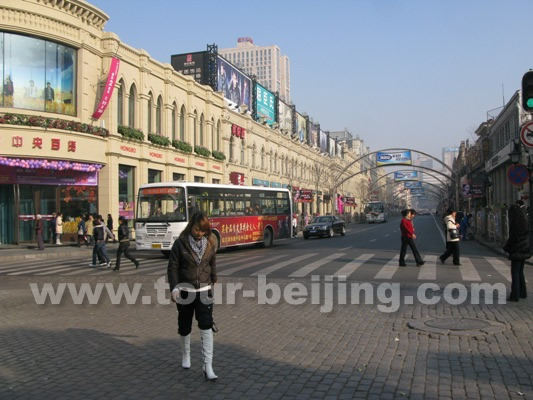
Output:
[{"xmin": 92, "ymin": 57, "xmax": 120, "ymax": 119}]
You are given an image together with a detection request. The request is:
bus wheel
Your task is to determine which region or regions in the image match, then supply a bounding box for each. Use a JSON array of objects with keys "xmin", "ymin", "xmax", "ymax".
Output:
[
  {"xmin": 161, "ymin": 250, "xmax": 170, "ymax": 258},
  {"xmin": 262, "ymin": 227, "xmax": 273, "ymax": 248}
]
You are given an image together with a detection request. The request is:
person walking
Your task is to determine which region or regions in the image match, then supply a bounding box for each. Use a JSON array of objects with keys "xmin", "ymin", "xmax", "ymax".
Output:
[
  {"xmin": 49, "ymin": 212, "xmax": 57, "ymax": 244},
  {"xmin": 399, "ymin": 209, "xmax": 424, "ymax": 266},
  {"xmin": 86, "ymin": 214, "xmax": 95, "ymax": 246},
  {"xmin": 89, "ymin": 216, "xmax": 112, "ymax": 268},
  {"xmin": 106, "ymin": 214, "xmax": 114, "ymax": 243},
  {"xmin": 439, "ymin": 207, "xmax": 461, "ymax": 266},
  {"xmin": 35, "ymin": 214, "xmax": 45, "ymax": 250},
  {"xmin": 503, "ymin": 200, "xmax": 530, "ymax": 302},
  {"xmin": 167, "ymin": 212, "xmax": 218, "ymax": 380},
  {"xmin": 113, "ymin": 216, "xmax": 139, "ymax": 271},
  {"xmin": 55, "ymin": 212, "xmax": 63, "ymax": 245},
  {"xmin": 77, "ymin": 216, "xmax": 89, "ymax": 247},
  {"xmin": 292, "ymin": 213, "xmax": 298, "ymax": 237}
]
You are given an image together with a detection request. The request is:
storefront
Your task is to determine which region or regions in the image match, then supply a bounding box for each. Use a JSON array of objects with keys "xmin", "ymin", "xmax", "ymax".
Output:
[{"xmin": 0, "ymin": 157, "xmax": 101, "ymax": 244}]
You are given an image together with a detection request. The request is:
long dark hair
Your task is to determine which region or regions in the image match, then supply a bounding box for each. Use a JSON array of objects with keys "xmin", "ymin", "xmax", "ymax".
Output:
[{"xmin": 182, "ymin": 212, "xmax": 211, "ymax": 237}]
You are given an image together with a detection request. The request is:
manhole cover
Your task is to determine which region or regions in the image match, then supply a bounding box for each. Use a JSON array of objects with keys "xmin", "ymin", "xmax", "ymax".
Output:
[{"xmin": 424, "ymin": 318, "xmax": 490, "ymax": 331}]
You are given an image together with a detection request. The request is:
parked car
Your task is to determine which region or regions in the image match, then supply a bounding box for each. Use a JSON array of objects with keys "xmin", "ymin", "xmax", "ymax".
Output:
[{"xmin": 303, "ymin": 216, "xmax": 346, "ymax": 239}]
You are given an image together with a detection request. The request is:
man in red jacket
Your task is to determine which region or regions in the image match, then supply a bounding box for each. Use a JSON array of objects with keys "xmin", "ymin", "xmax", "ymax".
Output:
[{"xmin": 399, "ymin": 209, "xmax": 425, "ymax": 266}]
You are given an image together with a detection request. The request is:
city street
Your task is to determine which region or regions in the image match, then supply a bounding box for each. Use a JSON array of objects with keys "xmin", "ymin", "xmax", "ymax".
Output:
[{"xmin": 1, "ymin": 216, "xmax": 532, "ymax": 399}]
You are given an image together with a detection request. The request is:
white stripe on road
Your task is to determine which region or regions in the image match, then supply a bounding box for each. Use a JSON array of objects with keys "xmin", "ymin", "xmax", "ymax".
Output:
[
  {"xmin": 289, "ymin": 253, "xmax": 346, "ymax": 278},
  {"xmin": 8, "ymin": 263, "xmax": 81, "ymax": 276},
  {"xmin": 339, "ymin": 246, "xmax": 352, "ymax": 251},
  {"xmin": 374, "ymin": 255, "xmax": 401, "ymax": 280},
  {"xmin": 252, "ymin": 253, "xmax": 318, "ymax": 276},
  {"xmin": 459, "ymin": 257, "xmax": 481, "ymax": 281},
  {"xmin": 432, "ymin": 214, "xmax": 446, "ymax": 244},
  {"xmin": 369, "ymin": 239, "xmax": 376, "ymax": 242},
  {"xmin": 334, "ymin": 253, "xmax": 374, "ymax": 278},
  {"xmin": 219, "ymin": 255, "xmax": 285, "ymax": 276},
  {"xmin": 384, "ymin": 234, "xmax": 390, "ymax": 237},
  {"xmin": 418, "ymin": 255, "xmax": 437, "ymax": 280},
  {"xmin": 484, "ymin": 257, "xmax": 512, "ymax": 282}
]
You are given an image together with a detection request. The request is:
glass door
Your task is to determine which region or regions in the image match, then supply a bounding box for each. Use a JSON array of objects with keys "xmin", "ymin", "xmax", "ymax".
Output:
[
  {"xmin": 0, "ymin": 185, "xmax": 14, "ymax": 244},
  {"xmin": 19, "ymin": 186, "xmax": 36, "ymax": 242}
]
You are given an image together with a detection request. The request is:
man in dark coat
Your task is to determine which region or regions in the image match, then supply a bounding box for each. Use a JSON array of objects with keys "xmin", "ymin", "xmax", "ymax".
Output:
[{"xmin": 503, "ymin": 200, "xmax": 530, "ymax": 301}]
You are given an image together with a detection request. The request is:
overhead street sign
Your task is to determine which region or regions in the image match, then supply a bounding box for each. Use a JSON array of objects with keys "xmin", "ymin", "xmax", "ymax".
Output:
[
  {"xmin": 520, "ymin": 121, "xmax": 533, "ymax": 148},
  {"xmin": 507, "ymin": 163, "xmax": 529, "ymax": 186}
]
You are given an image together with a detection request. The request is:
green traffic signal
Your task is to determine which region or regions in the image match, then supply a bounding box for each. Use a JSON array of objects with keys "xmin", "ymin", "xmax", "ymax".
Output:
[
  {"xmin": 528, "ymin": 98, "xmax": 533, "ymax": 109},
  {"xmin": 522, "ymin": 71, "xmax": 533, "ymax": 111}
]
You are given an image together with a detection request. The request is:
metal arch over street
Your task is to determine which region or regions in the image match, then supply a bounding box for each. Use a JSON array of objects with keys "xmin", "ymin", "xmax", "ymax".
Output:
[
  {"xmin": 368, "ymin": 169, "xmax": 450, "ymax": 192},
  {"xmin": 371, "ymin": 180, "xmax": 448, "ymax": 198},
  {"xmin": 333, "ymin": 147, "xmax": 455, "ymax": 187}
]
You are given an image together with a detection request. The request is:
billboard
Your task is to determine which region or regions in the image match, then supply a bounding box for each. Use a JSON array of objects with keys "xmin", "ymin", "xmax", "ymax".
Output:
[
  {"xmin": 255, "ymin": 83, "xmax": 276, "ymax": 126},
  {"xmin": 170, "ymin": 51, "xmax": 208, "ymax": 84},
  {"xmin": 308, "ymin": 122, "xmax": 318, "ymax": 148},
  {"xmin": 296, "ymin": 112, "xmax": 307, "ymax": 143},
  {"xmin": 329, "ymin": 137, "xmax": 335, "ymax": 157},
  {"xmin": 394, "ymin": 171, "xmax": 419, "ymax": 181},
  {"xmin": 278, "ymin": 100, "xmax": 292, "ymax": 133},
  {"xmin": 319, "ymin": 130, "xmax": 328, "ymax": 153},
  {"xmin": 376, "ymin": 151, "xmax": 412, "ymax": 166},
  {"xmin": 409, "ymin": 188, "xmax": 425, "ymax": 194},
  {"xmin": 404, "ymin": 181, "xmax": 422, "ymax": 189},
  {"xmin": 217, "ymin": 56, "xmax": 251, "ymax": 109}
]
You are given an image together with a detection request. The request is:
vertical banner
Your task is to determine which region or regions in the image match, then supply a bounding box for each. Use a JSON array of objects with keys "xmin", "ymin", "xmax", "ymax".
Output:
[{"xmin": 92, "ymin": 57, "xmax": 120, "ymax": 119}]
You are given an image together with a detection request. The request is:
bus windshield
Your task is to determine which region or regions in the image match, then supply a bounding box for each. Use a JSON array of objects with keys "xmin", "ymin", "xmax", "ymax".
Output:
[
  {"xmin": 364, "ymin": 203, "xmax": 384, "ymax": 214},
  {"xmin": 137, "ymin": 187, "xmax": 187, "ymax": 222}
]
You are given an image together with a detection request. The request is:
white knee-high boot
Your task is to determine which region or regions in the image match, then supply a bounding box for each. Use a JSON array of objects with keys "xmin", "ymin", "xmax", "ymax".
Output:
[
  {"xmin": 200, "ymin": 329, "xmax": 217, "ymax": 380},
  {"xmin": 180, "ymin": 334, "xmax": 191, "ymax": 369}
]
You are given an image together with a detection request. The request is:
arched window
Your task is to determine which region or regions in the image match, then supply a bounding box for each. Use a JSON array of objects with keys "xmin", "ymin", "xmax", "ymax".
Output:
[
  {"xmin": 252, "ymin": 143, "xmax": 256, "ymax": 169},
  {"xmin": 179, "ymin": 105, "xmax": 185, "ymax": 141},
  {"xmin": 156, "ymin": 96, "xmax": 163, "ymax": 134},
  {"xmin": 199, "ymin": 114, "xmax": 205, "ymax": 146},
  {"xmin": 128, "ymin": 84, "xmax": 136, "ymax": 127},
  {"xmin": 240, "ymin": 140, "xmax": 245, "ymax": 165},
  {"xmin": 281, "ymin": 155, "xmax": 284, "ymax": 175},
  {"xmin": 270, "ymin": 151, "xmax": 274, "ymax": 172},
  {"xmin": 229, "ymin": 136, "xmax": 235, "ymax": 161},
  {"xmin": 147, "ymin": 92, "xmax": 153, "ymax": 133},
  {"xmin": 211, "ymin": 118, "xmax": 215, "ymax": 151},
  {"xmin": 216, "ymin": 120, "xmax": 221, "ymax": 151},
  {"xmin": 172, "ymin": 102, "xmax": 177, "ymax": 141},
  {"xmin": 261, "ymin": 147, "xmax": 265, "ymax": 170},
  {"xmin": 193, "ymin": 110, "xmax": 198, "ymax": 147},
  {"xmin": 274, "ymin": 152, "xmax": 278, "ymax": 173},
  {"xmin": 117, "ymin": 80, "xmax": 124, "ymax": 126}
]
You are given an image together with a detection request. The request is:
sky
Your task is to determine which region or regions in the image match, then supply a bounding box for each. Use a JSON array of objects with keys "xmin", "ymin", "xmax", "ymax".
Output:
[{"xmin": 88, "ymin": 0, "xmax": 533, "ymax": 161}]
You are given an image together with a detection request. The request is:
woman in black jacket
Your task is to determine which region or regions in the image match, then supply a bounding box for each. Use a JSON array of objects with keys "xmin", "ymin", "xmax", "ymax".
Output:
[
  {"xmin": 167, "ymin": 212, "xmax": 218, "ymax": 380},
  {"xmin": 503, "ymin": 201, "xmax": 530, "ymax": 302}
]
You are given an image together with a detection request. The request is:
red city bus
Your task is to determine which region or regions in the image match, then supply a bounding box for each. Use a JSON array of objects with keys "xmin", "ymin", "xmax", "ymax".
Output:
[{"xmin": 135, "ymin": 182, "xmax": 292, "ymax": 255}]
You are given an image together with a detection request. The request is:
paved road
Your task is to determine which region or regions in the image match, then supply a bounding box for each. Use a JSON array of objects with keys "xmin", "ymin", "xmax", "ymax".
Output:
[{"xmin": 1, "ymin": 215, "xmax": 532, "ymax": 399}]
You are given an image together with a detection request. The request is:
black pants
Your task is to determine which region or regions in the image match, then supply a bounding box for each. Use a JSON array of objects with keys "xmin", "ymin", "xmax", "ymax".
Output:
[
  {"xmin": 399, "ymin": 237, "xmax": 423, "ymax": 264},
  {"xmin": 115, "ymin": 242, "xmax": 137, "ymax": 269},
  {"xmin": 176, "ymin": 290, "xmax": 213, "ymax": 336},
  {"xmin": 440, "ymin": 241, "xmax": 460, "ymax": 265},
  {"xmin": 510, "ymin": 260, "xmax": 527, "ymax": 300}
]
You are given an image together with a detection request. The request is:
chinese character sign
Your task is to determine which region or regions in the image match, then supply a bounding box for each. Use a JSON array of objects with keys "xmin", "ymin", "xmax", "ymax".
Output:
[
  {"xmin": 92, "ymin": 57, "xmax": 120, "ymax": 119},
  {"xmin": 255, "ymin": 83, "xmax": 276, "ymax": 126}
]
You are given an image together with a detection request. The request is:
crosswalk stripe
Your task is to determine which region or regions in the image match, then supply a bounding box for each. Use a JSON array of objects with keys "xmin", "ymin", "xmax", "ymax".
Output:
[
  {"xmin": 8, "ymin": 263, "xmax": 80, "ymax": 276},
  {"xmin": 0, "ymin": 258, "xmax": 80, "ymax": 274},
  {"xmin": 418, "ymin": 255, "xmax": 437, "ymax": 280},
  {"xmin": 120, "ymin": 263, "xmax": 162, "ymax": 275},
  {"xmin": 289, "ymin": 253, "xmax": 346, "ymax": 278},
  {"xmin": 218, "ymin": 255, "xmax": 285, "ymax": 276},
  {"xmin": 484, "ymin": 257, "xmax": 511, "ymax": 282},
  {"xmin": 333, "ymin": 254, "xmax": 374, "ymax": 278},
  {"xmin": 35, "ymin": 265, "xmax": 90, "ymax": 275},
  {"xmin": 374, "ymin": 255, "xmax": 401, "ymax": 279},
  {"xmin": 459, "ymin": 257, "xmax": 481, "ymax": 281},
  {"xmin": 369, "ymin": 239, "xmax": 377, "ymax": 242},
  {"xmin": 252, "ymin": 253, "xmax": 318, "ymax": 276}
]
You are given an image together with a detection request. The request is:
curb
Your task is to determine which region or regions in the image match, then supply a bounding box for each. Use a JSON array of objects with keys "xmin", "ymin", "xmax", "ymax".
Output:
[{"xmin": 474, "ymin": 234, "xmax": 533, "ymax": 266}]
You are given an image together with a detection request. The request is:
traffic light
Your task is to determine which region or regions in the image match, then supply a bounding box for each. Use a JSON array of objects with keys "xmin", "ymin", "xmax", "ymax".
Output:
[{"xmin": 521, "ymin": 70, "xmax": 533, "ymax": 111}]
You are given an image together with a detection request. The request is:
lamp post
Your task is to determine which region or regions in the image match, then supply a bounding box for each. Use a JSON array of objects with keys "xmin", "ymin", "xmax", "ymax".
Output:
[{"xmin": 509, "ymin": 140, "xmax": 533, "ymax": 250}]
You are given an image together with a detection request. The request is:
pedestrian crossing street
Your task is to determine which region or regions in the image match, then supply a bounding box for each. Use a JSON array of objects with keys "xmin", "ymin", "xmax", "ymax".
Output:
[{"xmin": 0, "ymin": 250, "xmax": 519, "ymax": 283}]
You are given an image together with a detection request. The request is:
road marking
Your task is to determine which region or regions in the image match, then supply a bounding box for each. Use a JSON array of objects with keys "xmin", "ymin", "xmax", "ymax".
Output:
[
  {"xmin": 384, "ymin": 234, "xmax": 389, "ymax": 237},
  {"xmin": 120, "ymin": 263, "xmax": 162, "ymax": 275},
  {"xmin": 374, "ymin": 255, "xmax": 401, "ymax": 279},
  {"xmin": 418, "ymin": 255, "xmax": 437, "ymax": 280},
  {"xmin": 459, "ymin": 257, "xmax": 481, "ymax": 281},
  {"xmin": 219, "ymin": 254, "xmax": 285, "ymax": 276},
  {"xmin": 8, "ymin": 263, "xmax": 80, "ymax": 276},
  {"xmin": 484, "ymin": 257, "xmax": 511, "ymax": 282},
  {"xmin": 289, "ymin": 253, "xmax": 346, "ymax": 278},
  {"xmin": 252, "ymin": 253, "xmax": 318, "ymax": 276},
  {"xmin": 339, "ymin": 246, "xmax": 352, "ymax": 251},
  {"xmin": 432, "ymin": 214, "xmax": 446, "ymax": 244},
  {"xmin": 369, "ymin": 239, "xmax": 376, "ymax": 242},
  {"xmin": 334, "ymin": 253, "xmax": 374, "ymax": 278}
]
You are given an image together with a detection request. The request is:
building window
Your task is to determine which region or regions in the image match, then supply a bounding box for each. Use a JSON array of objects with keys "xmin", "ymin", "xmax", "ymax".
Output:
[
  {"xmin": 193, "ymin": 110, "xmax": 198, "ymax": 147},
  {"xmin": 194, "ymin": 176, "xmax": 204, "ymax": 183},
  {"xmin": 172, "ymin": 103, "xmax": 177, "ymax": 141},
  {"xmin": 261, "ymin": 147, "xmax": 265, "ymax": 170},
  {"xmin": 0, "ymin": 32, "xmax": 77, "ymax": 116},
  {"xmin": 173, "ymin": 173, "xmax": 185, "ymax": 181},
  {"xmin": 229, "ymin": 135, "xmax": 235, "ymax": 162},
  {"xmin": 199, "ymin": 113, "xmax": 205, "ymax": 146},
  {"xmin": 148, "ymin": 169, "xmax": 161, "ymax": 183},
  {"xmin": 128, "ymin": 84, "xmax": 136, "ymax": 127},
  {"xmin": 147, "ymin": 92, "xmax": 153, "ymax": 133},
  {"xmin": 180, "ymin": 105, "xmax": 185, "ymax": 141},
  {"xmin": 156, "ymin": 96, "xmax": 162, "ymax": 134},
  {"xmin": 117, "ymin": 80, "xmax": 124, "ymax": 126},
  {"xmin": 252, "ymin": 144, "xmax": 256, "ymax": 168},
  {"xmin": 212, "ymin": 179, "xmax": 220, "ymax": 184},
  {"xmin": 240, "ymin": 140, "xmax": 245, "ymax": 165}
]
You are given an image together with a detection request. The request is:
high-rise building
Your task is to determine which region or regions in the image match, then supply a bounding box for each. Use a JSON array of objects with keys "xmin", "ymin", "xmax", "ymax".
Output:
[
  {"xmin": 442, "ymin": 147, "xmax": 459, "ymax": 171},
  {"xmin": 218, "ymin": 37, "xmax": 291, "ymax": 102}
]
